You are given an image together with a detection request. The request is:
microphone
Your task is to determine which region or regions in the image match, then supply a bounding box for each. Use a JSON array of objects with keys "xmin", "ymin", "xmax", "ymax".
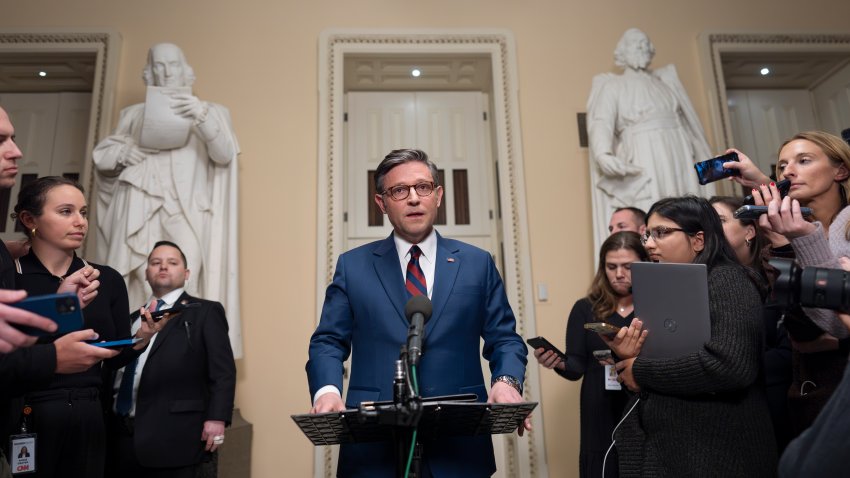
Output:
[
  {"xmin": 405, "ymin": 296, "xmax": 433, "ymax": 367},
  {"xmin": 743, "ymin": 178, "xmax": 790, "ymax": 205}
]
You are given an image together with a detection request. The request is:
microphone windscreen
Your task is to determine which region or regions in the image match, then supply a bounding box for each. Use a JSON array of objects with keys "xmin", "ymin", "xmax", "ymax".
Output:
[
  {"xmin": 842, "ymin": 128, "xmax": 850, "ymax": 146},
  {"xmin": 405, "ymin": 295, "xmax": 433, "ymax": 323}
]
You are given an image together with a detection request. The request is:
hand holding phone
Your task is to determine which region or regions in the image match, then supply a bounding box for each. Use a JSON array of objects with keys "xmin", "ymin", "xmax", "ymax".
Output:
[
  {"xmin": 592, "ymin": 349, "xmax": 615, "ymax": 366},
  {"xmin": 90, "ymin": 337, "xmax": 143, "ymax": 348},
  {"xmin": 743, "ymin": 179, "xmax": 791, "ymax": 205},
  {"xmin": 527, "ymin": 336, "xmax": 566, "ymax": 361},
  {"xmin": 149, "ymin": 301, "xmax": 201, "ymax": 322},
  {"xmin": 583, "ymin": 322, "xmax": 621, "ymax": 336},
  {"xmin": 694, "ymin": 152, "xmax": 741, "ymax": 185},
  {"xmin": 10, "ymin": 293, "xmax": 83, "ymax": 336}
]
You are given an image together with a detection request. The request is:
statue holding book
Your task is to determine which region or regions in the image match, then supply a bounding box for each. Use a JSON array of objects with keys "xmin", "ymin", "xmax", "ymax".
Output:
[{"xmin": 93, "ymin": 42, "xmax": 242, "ymax": 356}]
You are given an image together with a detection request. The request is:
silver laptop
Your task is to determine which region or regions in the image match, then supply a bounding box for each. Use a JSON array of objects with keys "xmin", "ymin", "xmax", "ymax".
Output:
[{"xmin": 631, "ymin": 262, "xmax": 711, "ymax": 359}]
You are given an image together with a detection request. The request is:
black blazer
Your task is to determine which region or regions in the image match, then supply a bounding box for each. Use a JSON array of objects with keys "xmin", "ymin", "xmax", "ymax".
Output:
[{"xmin": 111, "ymin": 293, "xmax": 236, "ymax": 468}]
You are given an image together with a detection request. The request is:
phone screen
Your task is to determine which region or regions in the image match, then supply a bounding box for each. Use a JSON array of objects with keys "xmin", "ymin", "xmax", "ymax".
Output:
[
  {"xmin": 694, "ymin": 152, "xmax": 740, "ymax": 185},
  {"xmin": 90, "ymin": 337, "xmax": 142, "ymax": 348}
]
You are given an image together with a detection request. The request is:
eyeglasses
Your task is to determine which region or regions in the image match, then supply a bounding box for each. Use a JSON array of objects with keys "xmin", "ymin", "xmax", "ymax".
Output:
[
  {"xmin": 382, "ymin": 182, "xmax": 436, "ymax": 201},
  {"xmin": 641, "ymin": 226, "xmax": 685, "ymax": 245}
]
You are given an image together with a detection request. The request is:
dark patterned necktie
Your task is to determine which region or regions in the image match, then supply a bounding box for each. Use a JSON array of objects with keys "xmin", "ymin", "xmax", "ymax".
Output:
[
  {"xmin": 405, "ymin": 246, "xmax": 427, "ymax": 297},
  {"xmin": 115, "ymin": 299, "xmax": 164, "ymax": 416}
]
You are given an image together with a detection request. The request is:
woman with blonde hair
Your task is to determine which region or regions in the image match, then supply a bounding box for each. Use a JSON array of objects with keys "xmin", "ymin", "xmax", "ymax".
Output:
[{"xmin": 728, "ymin": 130, "xmax": 850, "ymax": 434}]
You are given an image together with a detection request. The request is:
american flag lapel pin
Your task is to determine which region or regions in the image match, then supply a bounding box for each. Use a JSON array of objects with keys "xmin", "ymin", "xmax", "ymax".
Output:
[{"xmin": 447, "ymin": 258, "xmax": 455, "ymax": 263}]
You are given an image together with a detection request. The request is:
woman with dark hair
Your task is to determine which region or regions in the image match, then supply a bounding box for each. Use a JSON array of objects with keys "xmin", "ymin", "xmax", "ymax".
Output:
[
  {"xmin": 710, "ymin": 195, "xmax": 793, "ymax": 452},
  {"xmin": 534, "ymin": 231, "xmax": 648, "ymax": 478},
  {"xmin": 607, "ymin": 196, "xmax": 777, "ymax": 477},
  {"xmin": 9, "ymin": 176, "xmax": 156, "ymax": 478},
  {"xmin": 727, "ymin": 131, "xmax": 850, "ymax": 434}
]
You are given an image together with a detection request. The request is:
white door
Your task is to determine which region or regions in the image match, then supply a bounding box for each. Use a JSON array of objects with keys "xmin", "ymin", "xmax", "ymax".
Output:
[
  {"xmin": 0, "ymin": 92, "xmax": 90, "ymax": 241},
  {"xmin": 812, "ymin": 62, "xmax": 850, "ymax": 136},
  {"xmin": 345, "ymin": 91, "xmax": 497, "ymax": 257},
  {"xmin": 726, "ymin": 89, "xmax": 817, "ymax": 174}
]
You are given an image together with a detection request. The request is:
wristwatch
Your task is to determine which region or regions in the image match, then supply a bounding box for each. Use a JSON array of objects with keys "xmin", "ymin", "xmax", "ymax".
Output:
[{"xmin": 491, "ymin": 375, "xmax": 523, "ymax": 395}]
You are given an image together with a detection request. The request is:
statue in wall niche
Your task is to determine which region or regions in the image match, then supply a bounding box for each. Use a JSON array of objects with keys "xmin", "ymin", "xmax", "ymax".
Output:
[
  {"xmin": 93, "ymin": 42, "xmax": 242, "ymax": 356},
  {"xmin": 587, "ymin": 28, "xmax": 714, "ymax": 253}
]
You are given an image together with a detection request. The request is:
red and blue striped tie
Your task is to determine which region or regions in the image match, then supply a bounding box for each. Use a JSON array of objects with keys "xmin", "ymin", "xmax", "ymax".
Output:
[{"xmin": 405, "ymin": 246, "xmax": 427, "ymax": 297}]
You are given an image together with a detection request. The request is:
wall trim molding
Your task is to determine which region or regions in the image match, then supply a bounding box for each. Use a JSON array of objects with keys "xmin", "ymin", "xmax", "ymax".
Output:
[
  {"xmin": 0, "ymin": 28, "xmax": 122, "ymax": 255},
  {"xmin": 315, "ymin": 28, "xmax": 545, "ymax": 478},
  {"xmin": 698, "ymin": 31, "xmax": 850, "ymax": 152}
]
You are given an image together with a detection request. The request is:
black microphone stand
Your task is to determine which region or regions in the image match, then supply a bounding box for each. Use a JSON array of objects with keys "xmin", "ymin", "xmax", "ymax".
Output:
[{"xmin": 358, "ymin": 344, "xmax": 423, "ymax": 478}]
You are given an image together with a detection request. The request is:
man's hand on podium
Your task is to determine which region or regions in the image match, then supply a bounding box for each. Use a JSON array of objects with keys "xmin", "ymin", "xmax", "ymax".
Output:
[
  {"xmin": 488, "ymin": 381, "xmax": 532, "ymax": 437},
  {"xmin": 311, "ymin": 393, "xmax": 345, "ymax": 414}
]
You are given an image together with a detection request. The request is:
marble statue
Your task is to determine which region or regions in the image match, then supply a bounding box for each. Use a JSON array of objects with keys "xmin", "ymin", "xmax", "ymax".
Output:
[
  {"xmin": 587, "ymin": 28, "xmax": 714, "ymax": 253},
  {"xmin": 93, "ymin": 43, "xmax": 242, "ymax": 357}
]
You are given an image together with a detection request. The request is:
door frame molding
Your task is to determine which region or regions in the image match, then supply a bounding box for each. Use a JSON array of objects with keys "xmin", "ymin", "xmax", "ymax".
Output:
[
  {"xmin": 0, "ymin": 28, "xmax": 122, "ymax": 254},
  {"xmin": 698, "ymin": 31, "xmax": 850, "ymax": 152},
  {"xmin": 316, "ymin": 29, "xmax": 545, "ymax": 478}
]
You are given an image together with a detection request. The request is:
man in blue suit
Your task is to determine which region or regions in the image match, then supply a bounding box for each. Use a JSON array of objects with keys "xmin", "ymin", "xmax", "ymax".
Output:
[{"xmin": 307, "ymin": 149, "xmax": 528, "ymax": 477}]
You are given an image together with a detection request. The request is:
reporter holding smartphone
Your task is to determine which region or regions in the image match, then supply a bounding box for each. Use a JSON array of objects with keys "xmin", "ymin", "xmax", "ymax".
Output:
[
  {"xmin": 534, "ymin": 231, "xmax": 647, "ymax": 478},
  {"xmin": 0, "ymin": 105, "xmax": 124, "ymax": 477},
  {"xmin": 730, "ymin": 131, "xmax": 850, "ymax": 434},
  {"xmin": 609, "ymin": 196, "xmax": 776, "ymax": 476},
  {"xmin": 4, "ymin": 176, "xmax": 157, "ymax": 478}
]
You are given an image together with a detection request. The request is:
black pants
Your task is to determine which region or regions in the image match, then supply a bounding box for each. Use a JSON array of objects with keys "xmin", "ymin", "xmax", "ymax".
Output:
[
  {"xmin": 24, "ymin": 388, "xmax": 104, "ymax": 478},
  {"xmin": 106, "ymin": 413, "xmax": 197, "ymax": 478}
]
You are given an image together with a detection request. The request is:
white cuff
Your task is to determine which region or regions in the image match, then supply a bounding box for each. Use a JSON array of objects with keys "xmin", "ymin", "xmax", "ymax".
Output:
[{"xmin": 313, "ymin": 385, "xmax": 341, "ymax": 406}]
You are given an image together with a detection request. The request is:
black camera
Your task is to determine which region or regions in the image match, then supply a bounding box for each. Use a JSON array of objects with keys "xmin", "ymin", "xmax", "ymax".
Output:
[{"xmin": 770, "ymin": 258, "xmax": 850, "ymax": 312}]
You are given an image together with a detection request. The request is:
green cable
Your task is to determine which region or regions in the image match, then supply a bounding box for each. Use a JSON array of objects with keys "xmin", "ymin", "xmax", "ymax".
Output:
[{"xmin": 404, "ymin": 364, "xmax": 420, "ymax": 478}]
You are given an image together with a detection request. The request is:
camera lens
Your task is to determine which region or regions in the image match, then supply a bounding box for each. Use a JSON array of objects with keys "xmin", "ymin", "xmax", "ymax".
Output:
[
  {"xmin": 56, "ymin": 297, "xmax": 76, "ymax": 315},
  {"xmin": 770, "ymin": 258, "xmax": 850, "ymax": 312}
]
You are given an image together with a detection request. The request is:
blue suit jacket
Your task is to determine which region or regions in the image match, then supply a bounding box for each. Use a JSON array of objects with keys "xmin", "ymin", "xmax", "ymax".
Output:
[{"xmin": 307, "ymin": 232, "xmax": 527, "ymax": 477}]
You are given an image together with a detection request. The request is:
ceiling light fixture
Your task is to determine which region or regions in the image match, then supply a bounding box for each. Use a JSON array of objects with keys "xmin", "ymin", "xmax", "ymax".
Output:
[
  {"xmin": 760, "ymin": 67, "xmax": 770, "ymax": 76},
  {"xmin": 38, "ymin": 71, "xmax": 47, "ymax": 77},
  {"xmin": 411, "ymin": 68, "xmax": 421, "ymax": 78}
]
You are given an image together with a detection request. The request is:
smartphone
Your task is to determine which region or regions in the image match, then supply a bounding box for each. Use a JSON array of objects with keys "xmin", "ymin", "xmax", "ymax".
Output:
[
  {"xmin": 743, "ymin": 179, "xmax": 791, "ymax": 205},
  {"xmin": 148, "ymin": 301, "xmax": 201, "ymax": 322},
  {"xmin": 694, "ymin": 152, "xmax": 741, "ymax": 185},
  {"xmin": 90, "ymin": 337, "xmax": 143, "ymax": 348},
  {"xmin": 734, "ymin": 205, "xmax": 813, "ymax": 220},
  {"xmin": 10, "ymin": 292, "xmax": 83, "ymax": 336},
  {"xmin": 526, "ymin": 336, "xmax": 566, "ymax": 361},
  {"xmin": 583, "ymin": 322, "xmax": 621, "ymax": 336},
  {"xmin": 592, "ymin": 349, "xmax": 613, "ymax": 361}
]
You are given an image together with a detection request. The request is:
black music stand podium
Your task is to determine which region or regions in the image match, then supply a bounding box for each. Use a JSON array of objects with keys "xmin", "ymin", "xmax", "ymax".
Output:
[{"xmin": 292, "ymin": 395, "xmax": 537, "ymax": 477}]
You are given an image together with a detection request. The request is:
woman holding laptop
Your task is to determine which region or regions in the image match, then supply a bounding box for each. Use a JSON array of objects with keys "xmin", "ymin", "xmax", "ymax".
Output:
[{"xmin": 605, "ymin": 196, "xmax": 776, "ymax": 476}]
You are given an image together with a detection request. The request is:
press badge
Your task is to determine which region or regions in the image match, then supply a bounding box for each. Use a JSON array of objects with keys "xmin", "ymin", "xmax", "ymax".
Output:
[
  {"xmin": 605, "ymin": 364, "xmax": 622, "ymax": 391},
  {"xmin": 9, "ymin": 434, "xmax": 36, "ymax": 475}
]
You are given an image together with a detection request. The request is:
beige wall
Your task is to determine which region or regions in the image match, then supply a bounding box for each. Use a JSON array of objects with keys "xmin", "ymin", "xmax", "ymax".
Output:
[{"xmin": 3, "ymin": 1, "xmax": 850, "ymax": 476}]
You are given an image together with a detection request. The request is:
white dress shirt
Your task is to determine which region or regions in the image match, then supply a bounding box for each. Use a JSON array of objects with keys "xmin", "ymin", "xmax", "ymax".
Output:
[
  {"xmin": 312, "ymin": 230, "xmax": 438, "ymax": 405},
  {"xmin": 112, "ymin": 288, "xmax": 185, "ymax": 417}
]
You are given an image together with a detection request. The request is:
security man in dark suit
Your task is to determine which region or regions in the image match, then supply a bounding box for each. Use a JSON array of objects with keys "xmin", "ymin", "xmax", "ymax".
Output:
[{"xmin": 106, "ymin": 240, "xmax": 236, "ymax": 478}]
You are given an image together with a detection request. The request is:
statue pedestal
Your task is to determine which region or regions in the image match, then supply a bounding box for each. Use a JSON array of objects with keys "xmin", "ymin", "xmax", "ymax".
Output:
[{"xmin": 218, "ymin": 408, "xmax": 253, "ymax": 477}]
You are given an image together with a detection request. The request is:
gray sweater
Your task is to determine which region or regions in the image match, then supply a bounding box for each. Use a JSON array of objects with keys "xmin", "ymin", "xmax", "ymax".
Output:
[
  {"xmin": 789, "ymin": 204, "xmax": 850, "ymax": 339},
  {"xmin": 614, "ymin": 264, "xmax": 777, "ymax": 477}
]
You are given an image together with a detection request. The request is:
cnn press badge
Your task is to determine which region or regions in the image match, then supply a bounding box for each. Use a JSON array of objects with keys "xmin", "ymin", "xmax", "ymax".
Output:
[{"xmin": 9, "ymin": 434, "xmax": 36, "ymax": 475}]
